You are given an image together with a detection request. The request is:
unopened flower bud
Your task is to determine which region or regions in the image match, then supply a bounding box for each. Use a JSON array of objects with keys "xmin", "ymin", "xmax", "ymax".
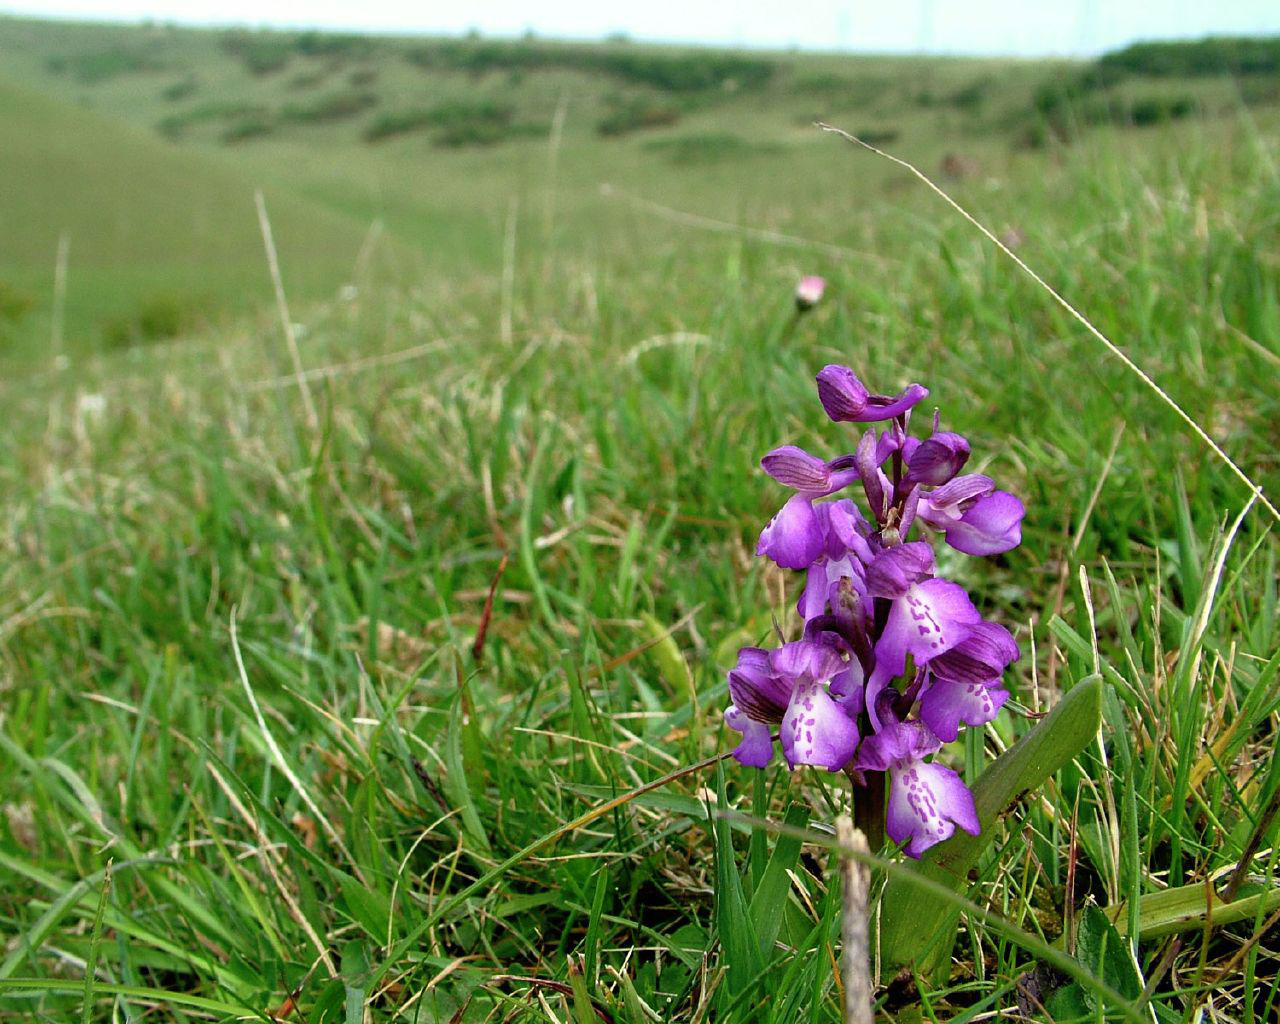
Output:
[
  {"xmin": 817, "ymin": 365, "xmax": 870, "ymax": 421},
  {"xmin": 795, "ymin": 275, "xmax": 826, "ymax": 311},
  {"xmin": 816, "ymin": 365, "xmax": 929, "ymax": 424},
  {"xmin": 907, "ymin": 431, "xmax": 971, "ymax": 486}
]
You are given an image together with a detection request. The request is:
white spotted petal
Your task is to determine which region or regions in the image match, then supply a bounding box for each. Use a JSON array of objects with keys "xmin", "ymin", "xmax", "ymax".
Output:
[
  {"xmin": 780, "ymin": 678, "xmax": 859, "ymax": 772},
  {"xmin": 887, "ymin": 758, "xmax": 980, "ymax": 858}
]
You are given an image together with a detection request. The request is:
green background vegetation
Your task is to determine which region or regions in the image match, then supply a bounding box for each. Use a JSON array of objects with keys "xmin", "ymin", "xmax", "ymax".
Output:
[{"xmin": 1, "ymin": 16, "xmax": 1279, "ymax": 1023}]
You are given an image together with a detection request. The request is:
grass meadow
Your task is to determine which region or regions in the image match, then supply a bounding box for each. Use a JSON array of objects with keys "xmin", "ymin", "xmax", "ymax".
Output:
[{"xmin": 1, "ymin": 17, "xmax": 1280, "ymax": 1023}]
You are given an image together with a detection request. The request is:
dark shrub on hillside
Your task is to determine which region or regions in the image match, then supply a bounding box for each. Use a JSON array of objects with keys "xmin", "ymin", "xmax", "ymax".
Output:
[
  {"xmin": 363, "ymin": 108, "xmax": 438, "ymax": 141},
  {"xmin": 1099, "ymin": 36, "xmax": 1280, "ymax": 77},
  {"xmin": 428, "ymin": 100, "xmax": 516, "ymax": 146},
  {"xmin": 364, "ymin": 100, "xmax": 521, "ymax": 145},
  {"xmin": 1128, "ymin": 95, "xmax": 1196, "ymax": 125},
  {"xmin": 0, "ymin": 281, "xmax": 34, "ymax": 324},
  {"xmin": 948, "ymin": 77, "xmax": 991, "ymax": 111},
  {"xmin": 156, "ymin": 101, "xmax": 270, "ymax": 140},
  {"xmin": 918, "ymin": 79, "xmax": 998, "ymax": 110},
  {"xmin": 363, "ymin": 110, "xmax": 425, "ymax": 141},
  {"xmin": 643, "ymin": 132, "xmax": 782, "ymax": 164},
  {"xmin": 1026, "ymin": 88, "xmax": 1198, "ymax": 144},
  {"xmin": 426, "ymin": 98, "xmax": 511, "ymax": 127},
  {"xmin": 597, "ymin": 97, "xmax": 680, "ymax": 136},
  {"xmin": 1034, "ymin": 36, "xmax": 1280, "ymax": 135},
  {"xmin": 161, "ymin": 76, "xmax": 198, "ymax": 101},
  {"xmin": 349, "ymin": 68, "xmax": 378, "ymax": 87},
  {"xmin": 220, "ymin": 30, "xmax": 293, "ymax": 75},
  {"xmin": 405, "ymin": 39, "xmax": 525, "ymax": 74},
  {"xmin": 1032, "ymin": 66, "xmax": 1125, "ymax": 118},
  {"xmin": 47, "ymin": 47, "xmax": 165, "ymax": 83},
  {"xmin": 791, "ymin": 72, "xmax": 850, "ymax": 93},
  {"xmin": 433, "ymin": 119, "xmax": 510, "ymax": 147},
  {"xmin": 244, "ymin": 45, "xmax": 291, "ymax": 75},
  {"xmin": 294, "ymin": 31, "xmax": 372, "ymax": 58},
  {"xmin": 594, "ymin": 51, "xmax": 772, "ymax": 92},
  {"xmin": 435, "ymin": 120, "xmax": 546, "ymax": 147},
  {"xmin": 287, "ymin": 68, "xmax": 331, "ymax": 90},
  {"xmin": 102, "ymin": 296, "xmax": 199, "ymax": 349},
  {"xmin": 791, "ymin": 73, "xmax": 891, "ymax": 106},
  {"xmin": 281, "ymin": 90, "xmax": 378, "ymax": 124},
  {"xmin": 222, "ymin": 114, "xmax": 276, "ymax": 143},
  {"xmin": 405, "ymin": 39, "xmax": 773, "ymax": 93}
]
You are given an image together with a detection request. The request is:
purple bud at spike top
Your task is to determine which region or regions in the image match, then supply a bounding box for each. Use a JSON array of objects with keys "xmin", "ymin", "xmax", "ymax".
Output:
[
  {"xmin": 817, "ymin": 366, "xmax": 870, "ymax": 421},
  {"xmin": 907, "ymin": 431, "xmax": 970, "ymax": 486},
  {"xmin": 816, "ymin": 365, "xmax": 929, "ymax": 424},
  {"xmin": 795, "ymin": 275, "xmax": 826, "ymax": 311},
  {"xmin": 863, "ymin": 383, "xmax": 930, "ymax": 421}
]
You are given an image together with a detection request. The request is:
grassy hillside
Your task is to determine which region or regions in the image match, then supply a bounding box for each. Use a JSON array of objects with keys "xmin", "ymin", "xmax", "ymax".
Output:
[
  {"xmin": 4, "ymin": 19, "xmax": 1276, "ymax": 367},
  {"xmin": 4, "ymin": 18, "xmax": 1276, "ymax": 364},
  {"xmin": 2, "ymin": 17, "xmax": 1280, "ymax": 1024},
  {"xmin": 0, "ymin": 17, "xmax": 1072, "ymax": 362},
  {"xmin": 0, "ymin": 75, "xmax": 415, "ymax": 359}
]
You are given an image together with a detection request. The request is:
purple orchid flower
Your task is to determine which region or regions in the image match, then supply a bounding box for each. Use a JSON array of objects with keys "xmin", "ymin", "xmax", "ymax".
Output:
[
  {"xmin": 756, "ymin": 447, "xmax": 861, "ymax": 570},
  {"xmin": 861, "ymin": 544, "xmax": 984, "ymax": 726},
  {"xmin": 917, "ymin": 474, "xmax": 1025, "ymax": 556},
  {"xmin": 816, "ymin": 365, "xmax": 929, "ymax": 424},
  {"xmin": 724, "ymin": 647, "xmax": 791, "ymax": 767},
  {"xmin": 774, "ymin": 641, "xmax": 861, "ymax": 771},
  {"xmin": 906, "ymin": 431, "xmax": 970, "ymax": 487},
  {"xmin": 796, "ymin": 500, "xmax": 875, "ymax": 622},
  {"xmin": 918, "ymin": 621, "xmax": 1019, "ymax": 741},
  {"xmin": 855, "ymin": 718, "xmax": 979, "ymax": 858},
  {"xmin": 724, "ymin": 641, "xmax": 859, "ymax": 772}
]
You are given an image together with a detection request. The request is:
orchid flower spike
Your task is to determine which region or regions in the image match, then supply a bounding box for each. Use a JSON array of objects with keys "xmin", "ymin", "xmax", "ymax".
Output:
[{"xmin": 725, "ymin": 361, "xmax": 1025, "ymax": 861}]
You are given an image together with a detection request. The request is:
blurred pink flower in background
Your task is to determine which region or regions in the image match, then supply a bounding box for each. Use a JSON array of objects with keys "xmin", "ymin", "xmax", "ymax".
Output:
[{"xmin": 795, "ymin": 275, "xmax": 826, "ymax": 311}]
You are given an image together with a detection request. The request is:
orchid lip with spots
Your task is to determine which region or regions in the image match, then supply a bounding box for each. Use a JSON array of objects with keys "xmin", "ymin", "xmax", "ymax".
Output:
[{"xmin": 723, "ymin": 364, "xmax": 1026, "ymax": 858}]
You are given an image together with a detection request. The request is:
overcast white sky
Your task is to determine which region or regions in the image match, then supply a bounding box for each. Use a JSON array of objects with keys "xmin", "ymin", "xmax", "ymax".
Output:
[{"xmin": 3, "ymin": 1, "xmax": 1279, "ymax": 56}]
